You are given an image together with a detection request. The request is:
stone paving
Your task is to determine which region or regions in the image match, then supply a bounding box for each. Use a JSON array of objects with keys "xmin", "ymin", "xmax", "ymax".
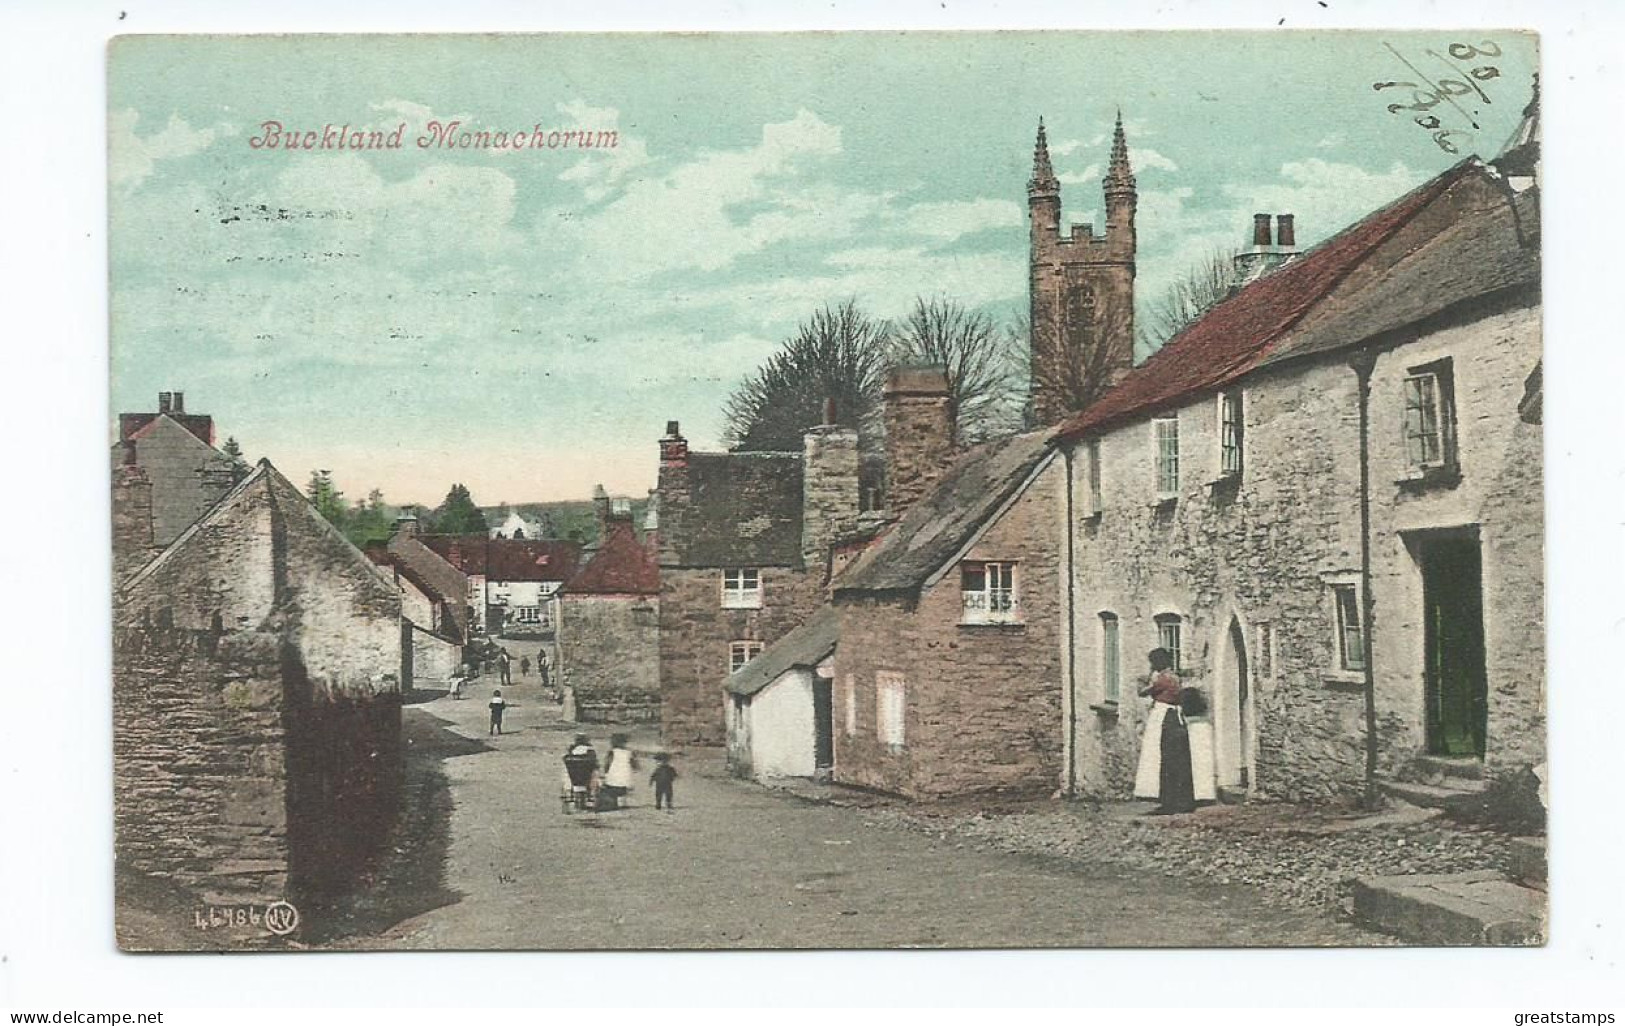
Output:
[{"xmin": 323, "ymin": 677, "xmax": 1373, "ymax": 949}]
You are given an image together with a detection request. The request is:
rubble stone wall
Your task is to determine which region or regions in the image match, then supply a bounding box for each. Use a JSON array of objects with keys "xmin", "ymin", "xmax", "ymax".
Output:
[{"xmin": 561, "ymin": 593, "xmax": 661, "ymax": 721}]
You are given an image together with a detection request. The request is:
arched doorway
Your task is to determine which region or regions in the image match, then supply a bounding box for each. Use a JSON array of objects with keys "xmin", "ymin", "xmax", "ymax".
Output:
[{"xmin": 1214, "ymin": 617, "xmax": 1254, "ymax": 792}]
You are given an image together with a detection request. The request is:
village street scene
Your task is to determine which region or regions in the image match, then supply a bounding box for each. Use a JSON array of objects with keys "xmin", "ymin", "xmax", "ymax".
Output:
[{"xmin": 108, "ymin": 33, "xmax": 1545, "ymax": 950}]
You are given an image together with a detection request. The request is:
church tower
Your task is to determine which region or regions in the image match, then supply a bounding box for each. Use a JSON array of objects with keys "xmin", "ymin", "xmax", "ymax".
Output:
[{"xmin": 1027, "ymin": 114, "xmax": 1137, "ymax": 425}]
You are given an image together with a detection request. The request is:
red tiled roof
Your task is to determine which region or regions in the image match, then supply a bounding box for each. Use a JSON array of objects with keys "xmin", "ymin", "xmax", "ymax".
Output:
[
  {"xmin": 420, "ymin": 534, "xmax": 581, "ymax": 583},
  {"xmin": 566, "ymin": 519, "xmax": 660, "ymax": 595},
  {"xmin": 120, "ymin": 412, "xmax": 216, "ymax": 447},
  {"xmin": 1056, "ymin": 160, "xmax": 1477, "ymax": 442}
]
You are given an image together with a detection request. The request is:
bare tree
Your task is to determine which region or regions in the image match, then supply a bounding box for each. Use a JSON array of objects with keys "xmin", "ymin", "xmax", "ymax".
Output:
[
  {"xmin": 1144, "ymin": 248, "xmax": 1242, "ymax": 350},
  {"xmin": 1025, "ymin": 295, "xmax": 1137, "ymax": 425},
  {"xmin": 723, "ymin": 299, "xmax": 892, "ymax": 452},
  {"xmin": 890, "ymin": 296, "xmax": 1022, "ymax": 445}
]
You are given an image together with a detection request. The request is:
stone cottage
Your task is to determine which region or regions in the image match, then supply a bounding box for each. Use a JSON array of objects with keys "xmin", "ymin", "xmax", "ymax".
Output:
[
  {"xmin": 830, "ymin": 428, "xmax": 1064, "ymax": 798},
  {"xmin": 655, "ymin": 413, "xmax": 861, "ymax": 745},
  {"xmin": 1054, "ymin": 153, "xmax": 1542, "ymax": 805},
  {"xmin": 113, "ymin": 459, "xmax": 404, "ymax": 947},
  {"xmin": 367, "ymin": 517, "xmax": 471, "ymax": 687},
  {"xmin": 558, "ymin": 502, "xmax": 662, "ymax": 723}
]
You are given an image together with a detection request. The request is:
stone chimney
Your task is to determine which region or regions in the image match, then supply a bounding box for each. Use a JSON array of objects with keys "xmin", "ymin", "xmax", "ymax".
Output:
[
  {"xmin": 157, "ymin": 392, "xmax": 173, "ymax": 415},
  {"xmin": 172, "ymin": 391, "xmax": 186, "ymax": 415},
  {"xmin": 1233, "ymin": 212, "xmax": 1301, "ymax": 285},
  {"xmin": 393, "ymin": 515, "xmax": 420, "ymax": 538},
  {"xmin": 656, "ymin": 421, "xmax": 690, "ymax": 568},
  {"xmin": 112, "ymin": 461, "xmax": 155, "ymax": 584},
  {"xmin": 592, "ymin": 484, "xmax": 612, "ymax": 541},
  {"xmin": 801, "ymin": 399, "xmax": 861, "ymax": 572},
  {"xmin": 883, "ymin": 366, "xmax": 954, "ymax": 515}
]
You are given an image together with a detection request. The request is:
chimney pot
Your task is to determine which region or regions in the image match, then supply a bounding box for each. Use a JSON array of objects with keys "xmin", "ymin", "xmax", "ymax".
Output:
[
  {"xmin": 172, "ymin": 391, "xmax": 185, "ymax": 414},
  {"xmin": 157, "ymin": 392, "xmax": 172, "ymax": 415},
  {"xmin": 1252, "ymin": 214, "xmax": 1271, "ymax": 248},
  {"xmin": 1276, "ymin": 214, "xmax": 1296, "ymax": 249},
  {"xmin": 665, "ymin": 420, "xmax": 681, "ymax": 437}
]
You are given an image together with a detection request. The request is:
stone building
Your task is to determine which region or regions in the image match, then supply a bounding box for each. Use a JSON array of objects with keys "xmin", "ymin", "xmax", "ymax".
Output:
[
  {"xmin": 725, "ymin": 605, "xmax": 840, "ymax": 782},
  {"xmin": 1054, "ymin": 155, "xmax": 1542, "ymax": 804},
  {"xmin": 419, "ymin": 534, "xmax": 581, "ymax": 642},
  {"xmin": 368, "ymin": 518, "xmax": 471, "ymax": 687},
  {"xmin": 558, "ymin": 504, "xmax": 661, "ymax": 723},
  {"xmin": 1027, "ymin": 115, "xmax": 1137, "ymax": 425},
  {"xmin": 655, "ymin": 412, "xmax": 860, "ymax": 745},
  {"xmin": 111, "ymin": 390, "xmax": 239, "ymax": 580},
  {"xmin": 830, "ymin": 428, "xmax": 1064, "ymax": 798},
  {"xmin": 113, "ymin": 460, "xmax": 404, "ymax": 947}
]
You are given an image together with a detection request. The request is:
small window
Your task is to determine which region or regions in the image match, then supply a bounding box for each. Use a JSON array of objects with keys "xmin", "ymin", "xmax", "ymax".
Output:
[
  {"xmin": 1100, "ymin": 613, "xmax": 1121, "ymax": 703},
  {"xmin": 1332, "ymin": 584, "xmax": 1366, "ymax": 672},
  {"xmin": 1219, "ymin": 392, "xmax": 1244, "ymax": 478},
  {"xmin": 843, "ymin": 674, "xmax": 857, "ymax": 737},
  {"xmin": 1153, "ymin": 417, "xmax": 1180, "ymax": 497},
  {"xmin": 960, "ymin": 561, "xmax": 1019, "ymax": 624},
  {"xmin": 1403, "ymin": 361, "xmax": 1458, "ymax": 472},
  {"xmin": 876, "ymin": 671, "xmax": 906, "ymax": 748},
  {"xmin": 729, "ymin": 640, "xmax": 763, "ymax": 674},
  {"xmin": 1154, "ymin": 613, "xmax": 1183, "ymax": 672},
  {"xmin": 513, "ymin": 605, "xmax": 543, "ymax": 625},
  {"xmin": 722, "ymin": 568, "xmax": 763, "ymax": 609}
]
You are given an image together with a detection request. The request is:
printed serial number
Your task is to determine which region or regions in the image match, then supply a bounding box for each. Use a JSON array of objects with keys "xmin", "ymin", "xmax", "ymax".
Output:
[{"xmin": 192, "ymin": 900, "xmax": 300, "ymax": 935}]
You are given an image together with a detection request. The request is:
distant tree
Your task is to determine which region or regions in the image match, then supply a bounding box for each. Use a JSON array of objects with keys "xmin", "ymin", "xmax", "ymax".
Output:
[
  {"xmin": 344, "ymin": 488, "xmax": 394, "ymax": 549},
  {"xmin": 723, "ymin": 299, "xmax": 892, "ymax": 452},
  {"xmin": 890, "ymin": 296, "xmax": 1022, "ymax": 444},
  {"xmin": 222, "ymin": 436, "xmax": 250, "ymax": 481},
  {"xmin": 431, "ymin": 484, "xmax": 489, "ymax": 535},
  {"xmin": 306, "ymin": 470, "xmax": 348, "ymax": 530},
  {"xmin": 1143, "ymin": 248, "xmax": 1242, "ymax": 350}
]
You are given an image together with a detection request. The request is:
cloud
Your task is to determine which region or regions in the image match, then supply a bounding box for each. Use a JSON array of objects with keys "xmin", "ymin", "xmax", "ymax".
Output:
[
  {"xmin": 110, "ymin": 110, "xmax": 225, "ymax": 188},
  {"xmin": 892, "ymin": 198, "xmax": 1023, "ymax": 241},
  {"xmin": 1221, "ymin": 158, "xmax": 1423, "ymax": 243}
]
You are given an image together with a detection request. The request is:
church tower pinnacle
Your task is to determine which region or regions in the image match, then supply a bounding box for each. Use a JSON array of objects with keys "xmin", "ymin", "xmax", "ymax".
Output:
[{"xmin": 1026, "ymin": 113, "xmax": 1138, "ymax": 426}]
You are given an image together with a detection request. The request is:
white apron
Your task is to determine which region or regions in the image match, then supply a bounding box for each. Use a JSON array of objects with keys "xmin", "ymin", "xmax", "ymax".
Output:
[
  {"xmin": 1133, "ymin": 703, "xmax": 1175, "ymax": 799},
  {"xmin": 1187, "ymin": 718, "xmax": 1217, "ymax": 802}
]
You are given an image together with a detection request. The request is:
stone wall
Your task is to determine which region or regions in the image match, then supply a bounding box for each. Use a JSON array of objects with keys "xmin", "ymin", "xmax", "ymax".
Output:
[
  {"xmin": 114, "ymin": 417, "xmax": 237, "ymax": 547},
  {"xmin": 561, "ymin": 593, "xmax": 661, "ymax": 721},
  {"xmin": 659, "ymin": 567, "xmax": 824, "ymax": 745},
  {"xmin": 834, "ymin": 458, "xmax": 1065, "ymax": 798},
  {"xmin": 1063, "ymin": 300, "xmax": 1543, "ymax": 803}
]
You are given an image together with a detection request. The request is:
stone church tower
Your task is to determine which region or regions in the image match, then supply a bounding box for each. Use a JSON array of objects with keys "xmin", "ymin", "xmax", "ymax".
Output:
[{"xmin": 1027, "ymin": 114, "xmax": 1137, "ymax": 425}]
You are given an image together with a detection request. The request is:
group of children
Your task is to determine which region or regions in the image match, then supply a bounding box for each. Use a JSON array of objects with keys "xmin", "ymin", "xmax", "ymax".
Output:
[{"xmin": 561, "ymin": 732, "xmax": 679, "ymax": 812}]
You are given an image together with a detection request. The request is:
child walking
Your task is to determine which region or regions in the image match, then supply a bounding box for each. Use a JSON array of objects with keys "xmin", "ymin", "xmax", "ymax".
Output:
[
  {"xmin": 651, "ymin": 753, "xmax": 678, "ymax": 811},
  {"xmin": 488, "ymin": 688, "xmax": 506, "ymax": 736}
]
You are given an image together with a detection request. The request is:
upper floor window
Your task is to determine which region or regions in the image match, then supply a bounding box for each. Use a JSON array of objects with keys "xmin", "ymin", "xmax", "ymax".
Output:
[
  {"xmin": 1153, "ymin": 417, "xmax": 1180, "ymax": 498},
  {"xmin": 1154, "ymin": 612, "xmax": 1184, "ymax": 672},
  {"xmin": 1403, "ymin": 360, "xmax": 1458, "ymax": 475},
  {"xmin": 961, "ymin": 561, "xmax": 1019, "ymax": 624},
  {"xmin": 729, "ymin": 640, "xmax": 764, "ymax": 674},
  {"xmin": 1219, "ymin": 392, "xmax": 1244, "ymax": 479},
  {"xmin": 1331, "ymin": 583, "xmax": 1367, "ymax": 672},
  {"xmin": 722, "ymin": 568, "xmax": 763, "ymax": 609},
  {"xmin": 1100, "ymin": 612, "xmax": 1122, "ymax": 703}
]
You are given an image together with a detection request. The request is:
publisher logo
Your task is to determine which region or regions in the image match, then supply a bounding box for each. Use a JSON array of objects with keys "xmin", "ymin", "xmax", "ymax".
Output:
[{"xmin": 264, "ymin": 900, "xmax": 300, "ymax": 936}]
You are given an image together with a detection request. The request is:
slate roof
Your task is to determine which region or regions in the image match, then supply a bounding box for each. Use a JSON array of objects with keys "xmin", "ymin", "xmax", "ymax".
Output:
[
  {"xmin": 724, "ymin": 605, "xmax": 840, "ymax": 697},
  {"xmin": 669, "ymin": 451, "xmax": 805, "ymax": 568},
  {"xmin": 381, "ymin": 533, "xmax": 473, "ymax": 642},
  {"xmin": 1055, "ymin": 160, "xmax": 1481, "ymax": 442},
  {"xmin": 120, "ymin": 410, "xmax": 216, "ymax": 447},
  {"xmin": 1260, "ymin": 182, "xmax": 1539, "ymax": 369},
  {"xmin": 833, "ymin": 429, "xmax": 1056, "ymax": 597},
  {"xmin": 566, "ymin": 518, "xmax": 660, "ymax": 596},
  {"xmin": 421, "ymin": 534, "xmax": 581, "ymax": 583}
]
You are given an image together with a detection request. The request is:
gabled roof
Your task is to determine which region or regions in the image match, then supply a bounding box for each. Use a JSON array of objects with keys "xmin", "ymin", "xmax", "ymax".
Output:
[
  {"xmin": 386, "ymin": 533, "xmax": 472, "ymax": 641},
  {"xmin": 667, "ymin": 451, "xmax": 805, "ymax": 568},
  {"xmin": 833, "ymin": 429, "xmax": 1055, "ymax": 597},
  {"xmin": 420, "ymin": 534, "xmax": 581, "ymax": 583},
  {"xmin": 724, "ymin": 606, "xmax": 840, "ymax": 697},
  {"xmin": 1260, "ymin": 182, "xmax": 1539, "ymax": 369},
  {"xmin": 119, "ymin": 411, "xmax": 216, "ymax": 447},
  {"xmin": 1056, "ymin": 160, "xmax": 1481, "ymax": 442},
  {"xmin": 566, "ymin": 518, "xmax": 660, "ymax": 596}
]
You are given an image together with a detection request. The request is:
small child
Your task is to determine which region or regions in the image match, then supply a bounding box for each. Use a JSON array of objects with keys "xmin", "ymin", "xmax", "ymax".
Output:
[
  {"xmin": 488, "ymin": 689, "xmax": 506, "ymax": 736},
  {"xmin": 650, "ymin": 752, "xmax": 678, "ymax": 811}
]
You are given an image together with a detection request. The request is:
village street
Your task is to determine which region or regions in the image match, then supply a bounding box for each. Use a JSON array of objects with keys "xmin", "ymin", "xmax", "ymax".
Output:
[{"xmin": 325, "ymin": 675, "xmax": 1372, "ymax": 950}]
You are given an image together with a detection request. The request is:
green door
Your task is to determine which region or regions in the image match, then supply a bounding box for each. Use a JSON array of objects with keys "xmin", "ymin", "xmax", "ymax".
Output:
[{"xmin": 1421, "ymin": 536, "xmax": 1488, "ymax": 758}]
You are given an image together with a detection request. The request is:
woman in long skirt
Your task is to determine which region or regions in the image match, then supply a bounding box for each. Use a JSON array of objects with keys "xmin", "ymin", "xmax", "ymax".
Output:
[
  {"xmin": 1156, "ymin": 706, "xmax": 1197, "ymax": 814},
  {"xmin": 1133, "ymin": 648, "xmax": 1184, "ymax": 803}
]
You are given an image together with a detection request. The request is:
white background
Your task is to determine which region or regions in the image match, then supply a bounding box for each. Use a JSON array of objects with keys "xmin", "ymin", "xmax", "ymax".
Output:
[{"xmin": 0, "ymin": 0, "xmax": 1620, "ymax": 1011}]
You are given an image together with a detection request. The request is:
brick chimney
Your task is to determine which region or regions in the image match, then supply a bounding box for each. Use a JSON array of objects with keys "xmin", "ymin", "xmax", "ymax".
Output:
[
  {"xmin": 157, "ymin": 392, "xmax": 173, "ymax": 415},
  {"xmin": 172, "ymin": 391, "xmax": 186, "ymax": 414},
  {"xmin": 801, "ymin": 399, "xmax": 861, "ymax": 572},
  {"xmin": 592, "ymin": 483, "xmax": 612, "ymax": 541},
  {"xmin": 1233, "ymin": 212, "xmax": 1301, "ymax": 285},
  {"xmin": 659, "ymin": 420, "xmax": 688, "ymax": 467},
  {"xmin": 1275, "ymin": 213, "xmax": 1296, "ymax": 249},
  {"xmin": 656, "ymin": 420, "xmax": 690, "ymax": 568},
  {"xmin": 1252, "ymin": 213, "xmax": 1271, "ymax": 247},
  {"xmin": 883, "ymin": 366, "xmax": 954, "ymax": 515}
]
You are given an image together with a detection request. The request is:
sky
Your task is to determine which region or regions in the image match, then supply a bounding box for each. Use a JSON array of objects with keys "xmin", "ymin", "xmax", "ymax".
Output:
[{"xmin": 108, "ymin": 31, "xmax": 1538, "ymax": 506}]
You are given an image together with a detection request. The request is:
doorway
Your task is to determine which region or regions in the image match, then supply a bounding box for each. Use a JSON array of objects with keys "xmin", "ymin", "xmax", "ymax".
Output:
[
  {"xmin": 812, "ymin": 676, "xmax": 834, "ymax": 772},
  {"xmin": 1215, "ymin": 617, "xmax": 1254, "ymax": 790},
  {"xmin": 1420, "ymin": 535, "xmax": 1488, "ymax": 758}
]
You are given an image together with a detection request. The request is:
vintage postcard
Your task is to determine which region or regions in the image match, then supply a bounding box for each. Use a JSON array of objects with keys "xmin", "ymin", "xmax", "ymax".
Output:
[{"xmin": 109, "ymin": 31, "xmax": 1544, "ymax": 951}]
